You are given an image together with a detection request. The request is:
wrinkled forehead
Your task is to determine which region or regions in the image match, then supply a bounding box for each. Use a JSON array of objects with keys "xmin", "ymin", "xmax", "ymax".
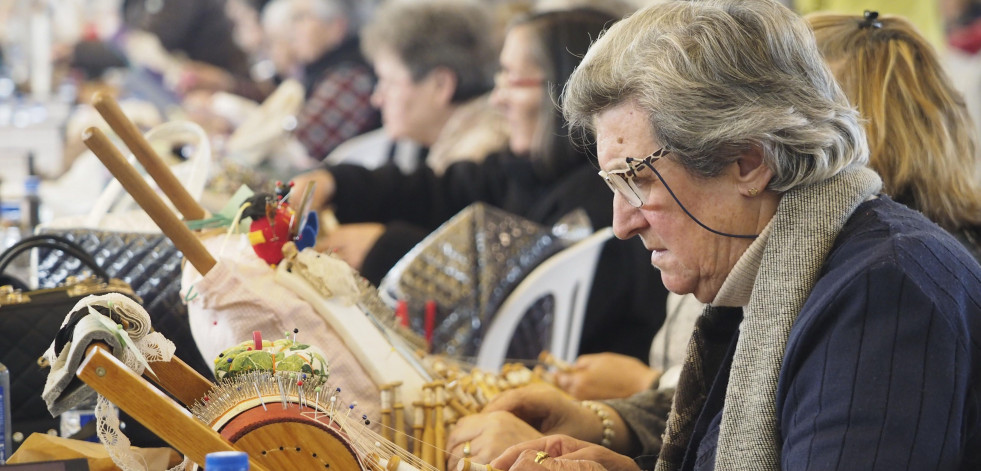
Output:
[{"xmin": 592, "ymin": 102, "xmax": 661, "ymax": 171}]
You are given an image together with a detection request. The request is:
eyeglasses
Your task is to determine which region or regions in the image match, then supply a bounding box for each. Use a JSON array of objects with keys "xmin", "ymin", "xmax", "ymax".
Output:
[
  {"xmin": 598, "ymin": 147, "xmax": 670, "ymax": 207},
  {"xmin": 598, "ymin": 146, "xmax": 760, "ymax": 239},
  {"xmin": 493, "ymin": 70, "xmax": 544, "ymax": 89}
]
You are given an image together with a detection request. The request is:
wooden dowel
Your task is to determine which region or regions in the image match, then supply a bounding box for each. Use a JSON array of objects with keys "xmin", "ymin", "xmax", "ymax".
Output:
[
  {"xmin": 91, "ymin": 91, "xmax": 207, "ymax": 221},
  {"xmin": 447, "ymin": 398, "xmax": 471, "ymax": 417},
  {"xmin": 434, "ymin": 384, "xmax": 446, "ymax": 471},
  {"xmin": 83, "ymin": 127, "xmax": 216, "ymax": 275},
  {"xmin": 393, "ymin": 403, "xmax": 408, "ymax": 450},
  {"xmin": 78, "ymin": 344, "xmax": 269, "ymax": 471},
  {"xmin": 392, "ymin": 382, "xmax": 409, "ymax": 451},
  {"xmin": 422, "ymin": 403, "xmax": 436, "ymax": 465},
  {"xmin": 412, "ymin": 401, "xmax": 425, "ymax": 458},
  {"xmin": 381, "ymin": 386, "xmax": 393, "ymax": 442}
]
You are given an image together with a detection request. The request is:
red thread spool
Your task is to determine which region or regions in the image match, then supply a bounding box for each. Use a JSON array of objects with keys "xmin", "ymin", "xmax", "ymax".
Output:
[{"xmin": 396, "ymin": 300, "xmax": 409, "ymax": 328}]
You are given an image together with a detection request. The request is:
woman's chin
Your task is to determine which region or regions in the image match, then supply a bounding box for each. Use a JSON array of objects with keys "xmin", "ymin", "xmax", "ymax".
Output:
[
  {"xmin": 660, "ymin": 273, "xmax": 698, "ymax": 299},
  {"xmin": 508, "ymin": 140, "xmax": 532, "ymax": 156}
]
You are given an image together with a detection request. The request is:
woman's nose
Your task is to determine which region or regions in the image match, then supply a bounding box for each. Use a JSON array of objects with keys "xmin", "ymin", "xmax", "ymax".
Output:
[{"xmin": 612, "ymin": 193, "xmax": 645, "ymax": 240}]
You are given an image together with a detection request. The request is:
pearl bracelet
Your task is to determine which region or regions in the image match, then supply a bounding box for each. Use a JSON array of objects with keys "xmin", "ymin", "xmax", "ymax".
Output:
[{"xmin": 581, "ymin": 400, "xmax": 614, "ymax": 447}]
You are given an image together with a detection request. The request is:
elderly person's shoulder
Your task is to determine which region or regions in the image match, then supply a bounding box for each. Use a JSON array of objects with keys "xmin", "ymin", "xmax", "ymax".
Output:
[
  {"xmin": 804, "ymin": 194, "xmax": 981, "ymax": 338},
  {"xmin": 832, "ymin": 195, "xmax": 980, "ymax": 276}
]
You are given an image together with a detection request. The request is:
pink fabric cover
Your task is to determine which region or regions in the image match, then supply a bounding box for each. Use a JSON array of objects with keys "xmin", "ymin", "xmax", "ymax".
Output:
[{"xmin": 181, "ymin": 235, "xmax": 380, "ymax": 421}]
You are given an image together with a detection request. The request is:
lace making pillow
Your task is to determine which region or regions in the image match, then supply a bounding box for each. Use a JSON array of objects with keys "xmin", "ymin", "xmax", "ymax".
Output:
[{"xmin": 214, "ymin": 336, "xmax": 329, "ymax": 382}]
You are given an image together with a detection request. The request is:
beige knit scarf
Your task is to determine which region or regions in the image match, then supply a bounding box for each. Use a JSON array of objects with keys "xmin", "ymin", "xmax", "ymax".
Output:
[{"xmin": 655, "ymin": 166, "xmax": 882, "ymax": 471}]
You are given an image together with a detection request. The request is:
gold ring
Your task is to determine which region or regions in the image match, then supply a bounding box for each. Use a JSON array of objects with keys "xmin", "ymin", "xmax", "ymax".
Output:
[
  {"xmin": 534, "ymin": 450, "xmax": 549, "ymax": 464},
  {"xmin": 462, "ymin": 441, "xmax": 471, "ymax": 458}
]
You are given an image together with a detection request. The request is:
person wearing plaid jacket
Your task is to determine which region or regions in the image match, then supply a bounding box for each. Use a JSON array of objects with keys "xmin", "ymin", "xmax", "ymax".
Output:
[{"xmin": 292, "ymin": 0, "xmax": 380, "ymax": 160}]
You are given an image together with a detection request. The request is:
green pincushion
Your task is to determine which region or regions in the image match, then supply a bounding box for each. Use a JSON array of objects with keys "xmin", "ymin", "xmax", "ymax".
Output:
[{"xmin": 214, "ymin": 337, "xmax": 330, "ymax": 381}]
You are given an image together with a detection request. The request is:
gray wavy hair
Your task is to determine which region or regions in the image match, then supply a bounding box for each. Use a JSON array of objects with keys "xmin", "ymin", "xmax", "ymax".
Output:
[
  {"xmin": 562, "ymin": 0, "xmax": 868, "ymax": 191},
  {"xmin": 362, "ymin": 0, "xmax": 496, "ymax": 103}
]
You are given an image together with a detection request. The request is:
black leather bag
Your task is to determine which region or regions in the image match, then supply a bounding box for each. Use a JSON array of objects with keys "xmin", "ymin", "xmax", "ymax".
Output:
[{"xmin": 0, "ymin": 234, "xmax": 138, "ymax": 450}]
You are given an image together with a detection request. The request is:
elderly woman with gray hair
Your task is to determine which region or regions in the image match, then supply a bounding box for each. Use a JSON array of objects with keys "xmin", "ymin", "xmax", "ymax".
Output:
[{"xmin": 466, "ymin": 1, "xmax": 981, "ymax": 470}]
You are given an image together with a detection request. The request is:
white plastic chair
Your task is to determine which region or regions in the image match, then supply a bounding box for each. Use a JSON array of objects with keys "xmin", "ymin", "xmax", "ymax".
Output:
[{"xmin": 475, "ymin": 227, "xmax": 614, "ymax": 370}]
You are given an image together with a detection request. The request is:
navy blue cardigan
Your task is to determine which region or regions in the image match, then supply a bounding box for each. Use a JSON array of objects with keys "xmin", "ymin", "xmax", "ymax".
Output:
[{"xmin": 679, "ymin": 197, "xmax": 981, "ymax": 470}]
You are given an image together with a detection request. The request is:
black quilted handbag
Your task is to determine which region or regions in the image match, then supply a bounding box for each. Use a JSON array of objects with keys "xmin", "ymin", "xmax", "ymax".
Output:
[
  {"xmin": 34, "ymin": 228, "xmax": 215, "ymax": 448},
  {"xmin": 0, "ymin": 234, "xmax": 137, "ymax": 452},
  {"xmin": 35, "ymin": 229, "xmax": 211, "ymax": 374}
]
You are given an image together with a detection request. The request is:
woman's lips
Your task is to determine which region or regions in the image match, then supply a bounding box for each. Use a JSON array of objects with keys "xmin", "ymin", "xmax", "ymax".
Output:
[{"xmin": 650, "ymin": 248, "xmax": 666, "ymax": 266}]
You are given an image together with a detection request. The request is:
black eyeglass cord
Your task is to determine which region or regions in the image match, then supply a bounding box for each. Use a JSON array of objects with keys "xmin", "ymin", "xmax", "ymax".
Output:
[{"xmin": 636, "ymin": 159, "xmax": 760, "ymax": 239}]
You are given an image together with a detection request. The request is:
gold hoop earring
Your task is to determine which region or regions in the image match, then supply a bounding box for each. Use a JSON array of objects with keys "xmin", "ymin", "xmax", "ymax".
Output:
[{"xmin": 748, "ymin": 187, "xmax": 759, "ymax": 197}]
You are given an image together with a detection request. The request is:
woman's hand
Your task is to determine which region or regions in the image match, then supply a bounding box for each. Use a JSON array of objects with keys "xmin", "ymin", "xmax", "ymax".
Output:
[
  {"xmin": 317, "ymin": 222, "xmax": 385, "ymax": 269},
  {"xmin": 482, "ymin": 383, "xmax": 635, "ymax": 454},
  {"xmin": 446, "ymin": 411, "xmax": 543, "ymax": 471},
  {"xmin": 491, "ymin": 435, "xmax": 641, "ymax": 471},
  {"xmin": 480, "ymin": 384, "xmax": 600, "ymax": 441},
  {"xmin": 290, "ymin": 168, "xmax": 336, "ymax": 212},
  {"xmin": 555, "ymin": 353, "xmax": 661, "ymax": 400}
]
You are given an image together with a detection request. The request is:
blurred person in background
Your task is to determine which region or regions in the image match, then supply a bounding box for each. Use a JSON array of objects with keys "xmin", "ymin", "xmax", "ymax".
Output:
[
  {"xmin": 289, "ymin": 0, "xmax": 380, "ymax": 160},
  {"xmin": 940, "ymin": 0, "xmax": 981, "ymax": 144},
  {"xmin": 316, "ymin": 0, "xmax": 506, "ymax": 173},
  {"xmin": 259, "ymin": 0, "xmax": 302, "ymax": 84},
  {"xmin": 297, "ymin": 7, "xmax": 666, "ymax": 370},
  {"xmin": 809, "ymin": 11, "xmax": 981, "ymax": 262},
  {"xmin": 794, "ymin": 0, "xmax": 945, "ymax": 51},
  {"xmin": 123, "ymin": 0, "xmax": 249, "ymax": 76},
  {"xmin": 122, "ymin": 0, "xmax": 270, "ymax": 98}
]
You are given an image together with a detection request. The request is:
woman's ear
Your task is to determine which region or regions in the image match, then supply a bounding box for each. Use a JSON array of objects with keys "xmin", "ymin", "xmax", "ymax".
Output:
[{"xmin": 735, "ymin": 144, "xmax": 774, "ymax": 197}]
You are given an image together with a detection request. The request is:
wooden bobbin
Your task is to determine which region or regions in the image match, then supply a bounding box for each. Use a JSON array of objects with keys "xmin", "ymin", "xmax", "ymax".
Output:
[
  {"xmin": 381, "ymin": 384, "xmax": 394, "ymax": 442},
  {"xmin": 434, "ymin": 381, "xmax": 447, "ymax": 471},
  {"xmin": 412, "ymin": 400, "xmax": 426, "ymax": 458},
  {"xmin": 457, "ymin": 458, "xmax": 504, "ymax": 471},
  {"xmin": 421, "ymin": 398, "xmax": 436, "ymax": 465},
  {"xmin": 386, "ymin": 454, "xmax": 403, "ymax": 471}
]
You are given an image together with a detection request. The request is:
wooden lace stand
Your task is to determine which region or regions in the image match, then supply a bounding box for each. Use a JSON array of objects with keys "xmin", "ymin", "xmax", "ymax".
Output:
[
  {"xmin": 82, "ymin": 93, "xmax": 513, "ymax": 471},
  {"xmin": 77, "ymin": 342, "xmax": 270, "ymax": 470},
  {"xmin": 78, "ymin": 342, "xmax": 367, "ymax": 470},
  {"xmin": 80, "ymin": 94, "xmax": 368, "ymax": 470}
]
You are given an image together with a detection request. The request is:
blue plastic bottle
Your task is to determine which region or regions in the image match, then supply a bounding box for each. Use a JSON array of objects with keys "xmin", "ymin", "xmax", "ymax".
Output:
[
  {"xmin": 205, "ymin": 451, "xmax": 249, "ymax": 470},
  {"xmin": 1, "ymin": 361, "xmax": 12, "ymax": 464}
]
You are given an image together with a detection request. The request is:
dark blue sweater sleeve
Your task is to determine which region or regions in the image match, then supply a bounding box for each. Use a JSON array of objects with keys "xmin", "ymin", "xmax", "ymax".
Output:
[{"xmin": 778, "ymin": 260, "xmax": 978, "ymax": 470}]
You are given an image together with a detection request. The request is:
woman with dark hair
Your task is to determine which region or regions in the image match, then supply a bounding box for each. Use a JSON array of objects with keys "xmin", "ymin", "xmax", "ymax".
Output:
[{"xmin": 295, "ymin": 7, "xmax": 666, "ymax": 365}]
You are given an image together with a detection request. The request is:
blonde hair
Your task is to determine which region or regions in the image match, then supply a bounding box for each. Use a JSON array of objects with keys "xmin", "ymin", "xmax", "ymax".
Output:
[
  {"xmin": 562, "ymin": 0, "xmax": 868, "ymax": 192},
  {"xmin": 809, "ymin": 12, "xmax": 981, "ymax": 231}
]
